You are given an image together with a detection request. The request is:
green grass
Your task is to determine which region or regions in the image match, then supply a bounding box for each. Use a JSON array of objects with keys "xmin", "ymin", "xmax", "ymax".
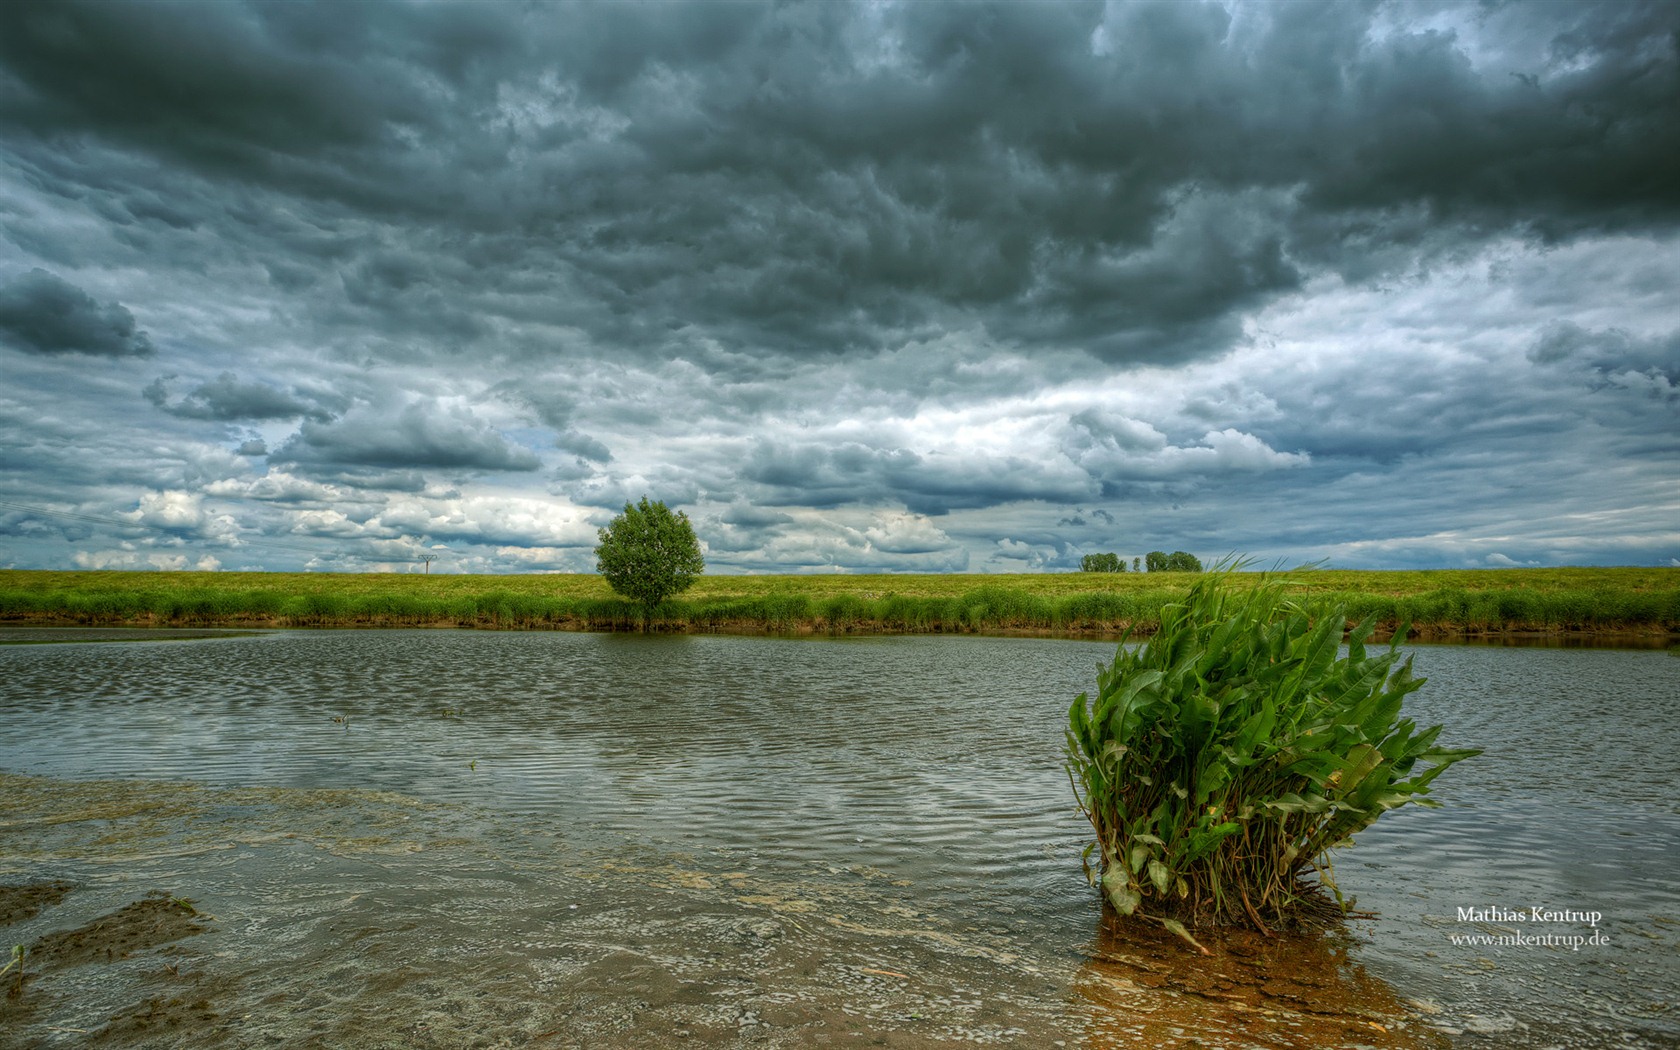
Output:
[{"xmin": 0, "ymin": 567, "xmax": 1675, "ymax": 636}]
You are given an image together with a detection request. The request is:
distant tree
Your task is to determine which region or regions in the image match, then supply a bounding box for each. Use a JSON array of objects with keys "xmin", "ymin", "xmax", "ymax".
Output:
[
  {"xmin": 1167, "ymin": 551, "xmax": 1203, "ymax": 573},
  {"xmin": 1080, "ymin": 552, "xmax": 1125, "ymax": 573},
  {"xmin": 595, "ymin": 497, "xmax": 705, "ymax": 607},
  {"xmin": 1145, "ymin": 550, "xmax": 1203, "ymax": 573},
  {"xmin": 1132, "ymin": 556, "xmax": 1141, "ymax": 572}
]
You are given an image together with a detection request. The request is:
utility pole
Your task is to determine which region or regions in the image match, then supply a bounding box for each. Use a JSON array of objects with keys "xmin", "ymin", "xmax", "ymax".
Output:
[{"xmin": 420, "ymin": 555, "xmax": 435, "ymax": 574}]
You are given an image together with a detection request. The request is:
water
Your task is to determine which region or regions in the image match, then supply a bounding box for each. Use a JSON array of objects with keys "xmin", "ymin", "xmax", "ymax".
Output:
[{"xmin": 0, "ymin": 630, "xmax": 1675, "ymax": 1048}]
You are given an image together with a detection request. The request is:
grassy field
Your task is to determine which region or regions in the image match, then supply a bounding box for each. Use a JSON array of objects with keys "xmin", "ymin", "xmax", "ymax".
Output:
[{"xmin": 1, "ymin": 566, "xmax": 1676, "ymax": 638}]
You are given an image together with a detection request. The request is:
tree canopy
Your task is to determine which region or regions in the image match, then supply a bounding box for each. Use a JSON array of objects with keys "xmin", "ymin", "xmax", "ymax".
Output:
[
  {"xmin": 1080, "ymin": 552, "xmax": 1125, "ymax": 573},
  {"xmin": 1145, "ymin": 551, "xmax": 1204, "ymax": 573},
  {"xmin": 594, "ymin": 497, "xmax": 704, "ymax": 606}
]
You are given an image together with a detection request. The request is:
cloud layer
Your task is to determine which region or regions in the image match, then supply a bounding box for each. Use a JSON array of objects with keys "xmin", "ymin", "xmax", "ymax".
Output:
[
  {"xmin": 0, "ymin": 269, "xmax": 153, "ymax": 357},
  {"xmin": 1, "ymin": 0, "xmax": 1675, "ymax": 573}
]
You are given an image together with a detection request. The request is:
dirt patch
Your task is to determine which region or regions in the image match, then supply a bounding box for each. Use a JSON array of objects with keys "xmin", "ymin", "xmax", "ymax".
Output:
[
  {"xmin": 3, "ymin": 890, "xmax": 208, "ymax": 1040},
  {"xmin": 0, "ymin": 880, "xmax": 73, "ymax": 927},
  {"xmin": 0, "ymin": 627, "xmax": 264, "ymax": 645},
  {"xmin": 27, "ymin": 892, "xmax": 208, "ymax": 971},
  {"xmin": 94, "ymin": 992, "xmax": 221, "ymax": 1042},
  {"xmin": 1075, "ymin": 913, "xmax": 1451, "ymax": 1050}
]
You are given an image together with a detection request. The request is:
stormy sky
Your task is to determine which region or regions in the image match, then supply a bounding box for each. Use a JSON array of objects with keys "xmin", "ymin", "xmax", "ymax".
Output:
[{"xmin": 1, "ymin": 0, "xmax": 1676, "ymax": 575}]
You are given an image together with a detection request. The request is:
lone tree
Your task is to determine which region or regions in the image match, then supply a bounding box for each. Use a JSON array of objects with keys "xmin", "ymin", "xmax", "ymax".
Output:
[
  {"xmin": 595, "ymin": 497, "xmax": 705, "ymax": 607},
  {"xmin": 1080, "ymin": 552, "xmax": 1126, "ymax": 573}
]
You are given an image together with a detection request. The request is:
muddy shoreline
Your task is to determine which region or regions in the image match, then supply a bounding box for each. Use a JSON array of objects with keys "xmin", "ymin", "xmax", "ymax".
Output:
[{"xmin": 1, "ymin": 614, "xmax": 1673, "ymax": 647}]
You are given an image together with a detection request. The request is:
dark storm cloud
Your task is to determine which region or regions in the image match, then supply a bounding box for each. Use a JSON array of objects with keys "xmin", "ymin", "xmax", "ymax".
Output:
[
  {"xmin": 1, "ymin": 1, "xmax": 1677, "ymax": 573},
  {"xmin": 3, "ymin": 1, "xmax": 1673, "ymax": 369},
  {"xmin": 1285, "ymin": 2, "xmax": 1680, "ymax": 238},
  {"xmin": 552, "ymin": 430, "xmax": 613, "ymax": 463},
  {"xmin": 144, "ymin": 373, "xmax": 333, "ymax": 422},
  {"xmin": 271, "ymin": 400, "xmax": 541, "ymax": 475},
  {"xmin": 1058, "ymin": 508, "xmax": 1118, "ymax": 529},
  {"xmin": 742, "ymin": 439, "xmax": 1091, "ymax": 514},
  {"xmin": 486, "ymin": 381, "xmax": 616, "ymax": 463},
  {"xmin": 0, "ymin": 268, "xmax": 152, "ymax": 357},
  {"xmin": 721, "ymin": 503, "xmax": 794, "ymax": 528},
  {"xmin": 1529, "ymin": 321, "xmax": 1680, "ymax": 390},
  {"xmin": 0, "ymin": 0, "xmax": 444, "ymax": 188},
  {"xmin": 0, "ymin": 507, "xmax": 92, "ymax": 544}
]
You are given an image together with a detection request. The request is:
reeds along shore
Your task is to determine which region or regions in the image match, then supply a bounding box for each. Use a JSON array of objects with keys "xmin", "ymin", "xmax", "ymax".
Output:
[{"xmin": 0, "ymin": 568, "xmax": 1676, "ymax": 638}]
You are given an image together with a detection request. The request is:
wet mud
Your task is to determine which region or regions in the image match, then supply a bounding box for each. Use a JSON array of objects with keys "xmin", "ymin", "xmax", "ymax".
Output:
[
  {"xmin": 23, "ymin": 892, "xmax": 208, "ymax": 971},
  {"xmin": 0, "ymin": 627, "xmax": 264, "ymax": 645},
  {"xmin": 0, "ymin": 879, "xmax": 72, "ymax": 925},
  {"xmin": 1, "ymin": 884, "xmax": 213, "ymax": 1048}
]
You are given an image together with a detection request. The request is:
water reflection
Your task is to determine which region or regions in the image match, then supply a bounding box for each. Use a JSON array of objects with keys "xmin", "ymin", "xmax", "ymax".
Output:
[{"xmin": 1076, "ymin": 910, "xmax": 1446, "ymax": 1049}]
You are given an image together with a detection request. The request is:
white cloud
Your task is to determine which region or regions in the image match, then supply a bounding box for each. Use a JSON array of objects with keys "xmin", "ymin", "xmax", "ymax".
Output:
[
  {"xmin": 128, "ymin": 490, "xmax": 205, "ymax": 531},
  {"xmin": 1064, "ymin": 418, "xmax": 1308, "ymax": 481},
  {"xmin": 863, "ymin": 512, "xmax": 958, "ymax": 555},
  {"xmin": 72, "ymin": 548, "xmax": 220, "ymax": 571},
  {"xmin": 206, "ymin": 471, "xmax": 348, "ymax": 504},
  {"xmin": 124, "ymin": 490, "xmax": 242, "ymax": 546},
  {"xmin": 373, "ymin": 495, "xmax": 601, "ymax": 549}
]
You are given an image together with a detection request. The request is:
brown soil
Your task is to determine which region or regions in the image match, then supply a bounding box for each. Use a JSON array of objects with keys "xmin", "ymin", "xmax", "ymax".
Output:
[
  {"xmin": 2, "ymin": 610, "xmax": 1673, "ymax": 644},
  {"xmin": 1, "ymin": 887, "xmax": 213, "ymax": 1046},
  {"xmin": 0, "ymin": 880, "xmax": 73, "ymax": 926},
  {"xmin": 94, "ymin": 992, "xmax": 220, "ymax": 1042},
  {"xmin": 25, "ymin": 892, "xmax": 208, "ymax": 971}
]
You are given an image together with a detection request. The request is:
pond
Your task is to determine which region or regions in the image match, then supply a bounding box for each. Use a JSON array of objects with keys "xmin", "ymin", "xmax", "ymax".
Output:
[{"xmin": 1, "ymin": 630, "xmax": 1675, "ymax": 1048}]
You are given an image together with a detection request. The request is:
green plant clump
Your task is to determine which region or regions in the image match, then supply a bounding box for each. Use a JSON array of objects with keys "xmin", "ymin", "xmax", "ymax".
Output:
[{"xmin": 1066, "ymin": 569, "xmax": 1478, "ymax": 939}]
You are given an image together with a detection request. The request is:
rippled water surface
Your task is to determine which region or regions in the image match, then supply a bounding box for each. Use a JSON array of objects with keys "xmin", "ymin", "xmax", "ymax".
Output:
[{"xmin": 1, "ymin": 630, "xmax": 1675, "ymax": 1048}]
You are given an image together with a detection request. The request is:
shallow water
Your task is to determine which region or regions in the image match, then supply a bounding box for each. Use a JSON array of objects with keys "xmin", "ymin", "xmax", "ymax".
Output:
[{"xmin": 0, "ymin": 630, "xmax": 1674, "ymax": 1048}]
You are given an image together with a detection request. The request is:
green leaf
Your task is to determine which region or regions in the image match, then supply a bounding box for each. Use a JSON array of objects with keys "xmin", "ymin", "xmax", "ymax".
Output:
[
  {"xmin": 1159, "ymin": 918, "xmax": 1209, "ymax": 954},
  {"xmin": 1147, "ymin": 859, "xmax": 1171, "ymax": 895},
  {"xmin": 1102, "ymin": 868, "xmax": 1141, "ymax": 915}
]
